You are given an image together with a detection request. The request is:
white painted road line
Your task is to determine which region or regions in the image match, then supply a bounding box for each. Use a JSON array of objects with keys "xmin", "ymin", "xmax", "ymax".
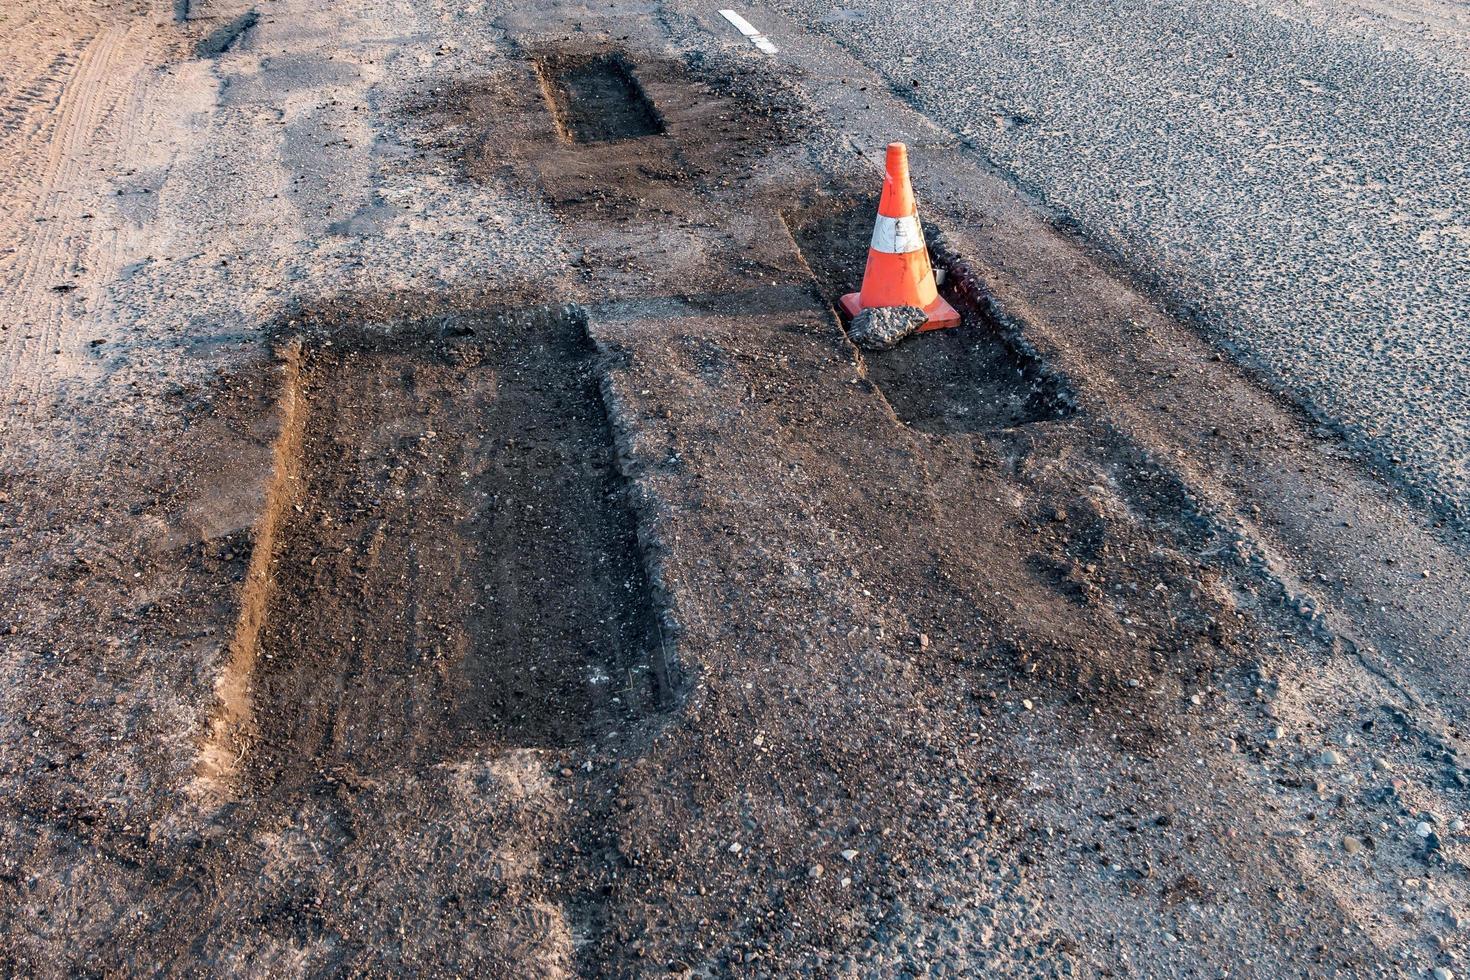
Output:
[{"xmin": 718, "ymin": 9, "xmax": 779, "ymax": 55}]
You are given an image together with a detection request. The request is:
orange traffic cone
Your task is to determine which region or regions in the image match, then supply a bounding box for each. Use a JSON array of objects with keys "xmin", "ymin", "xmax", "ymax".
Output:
[{"xmin": 840, "ymin": 142, "xmax": 960, "ymax": 331}]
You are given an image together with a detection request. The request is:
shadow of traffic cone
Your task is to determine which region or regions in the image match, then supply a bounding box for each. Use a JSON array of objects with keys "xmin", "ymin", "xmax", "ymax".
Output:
[{"xmin": 839, "ymin": 142, "xmax": 960, "ymax": 331}]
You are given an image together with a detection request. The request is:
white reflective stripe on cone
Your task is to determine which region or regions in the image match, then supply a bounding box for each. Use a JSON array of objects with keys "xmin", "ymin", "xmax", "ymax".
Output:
[{"xmin": 870, "ymin": 214, "xmax": 926, "ymax": 255}]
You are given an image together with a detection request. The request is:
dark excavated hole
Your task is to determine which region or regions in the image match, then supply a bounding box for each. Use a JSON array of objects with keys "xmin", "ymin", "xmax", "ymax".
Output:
[
  {"xmin": 788, "ymin": 196, "xmax": 1075, "ymax": 435},
  {"xmin": 409, "ymin": 47, "xmax": 811, "ymax": 225},
  {"xmin": 538, "ymin": 53, "xmax": 664, "ymax": 144},
  {"xmin": 243, "ymin": 304, "xmax": 673, "ymax": 793}
]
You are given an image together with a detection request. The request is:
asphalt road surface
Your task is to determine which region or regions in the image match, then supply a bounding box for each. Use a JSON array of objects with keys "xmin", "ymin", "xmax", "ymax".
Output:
[{"xmin": 773, "ymin": 0, "xmax": 1470, "ymax": 524}]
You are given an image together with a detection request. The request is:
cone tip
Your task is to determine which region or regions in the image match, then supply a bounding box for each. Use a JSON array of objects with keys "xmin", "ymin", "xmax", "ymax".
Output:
[{"xmin": 885, "ymin": 142, "xmax": 910, "ymax": 173}]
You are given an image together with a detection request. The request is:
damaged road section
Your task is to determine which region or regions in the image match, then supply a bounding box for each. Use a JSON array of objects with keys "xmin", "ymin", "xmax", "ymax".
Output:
[
  {"xmin": 407, "ymin": 32, "xmax": 1449, "ymax": 976},
  {"xmin": 200, "ymin": 301, "xmax": 676, "ymax": 800},
  {"xmin": 397, "ymin": 34, "xmax": 1370, "ymax": 976},
  {"xmin": 790, "ymin": 195, "xmax": 1075, "ymax": 433},
  {"xmin": 6, "ymin": 9, "xmax": 1468, "ymax": 977},
  {"xmin": 536, "ymin": 51, "xmax": 665, "ymax": 144}
]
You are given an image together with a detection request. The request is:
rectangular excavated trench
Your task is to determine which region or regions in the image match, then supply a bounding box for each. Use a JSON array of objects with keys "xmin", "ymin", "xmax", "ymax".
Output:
[
  {"xmin": 202, "ymin": 306, "xmax": 672, "ymax": 796},
  {"xmin": 788, "ymin": 197, "xmax": 1074, "ymax": 435},
  {"xmin": 536, "ymin": 52, "xmax": 664, "ymax": 144}
]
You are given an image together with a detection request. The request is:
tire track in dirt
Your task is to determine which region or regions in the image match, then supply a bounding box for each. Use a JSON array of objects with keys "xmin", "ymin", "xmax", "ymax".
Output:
[
  {"xmin": 0, "ymin": 23, "xmax": 138, "ymax": 417},
  {"xmin": 0, "ymin": 50, "xmax": 80, "ymax": 143},
  {"xmin": 0, "ymin": 5, "xmax": 228, "ymax": 459}
]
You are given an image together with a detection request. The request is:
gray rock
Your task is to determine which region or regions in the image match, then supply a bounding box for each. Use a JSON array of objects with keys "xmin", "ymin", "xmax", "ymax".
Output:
[{"xmin": 849, "ymin": 305, "xmax": 929, "ymax": 351}]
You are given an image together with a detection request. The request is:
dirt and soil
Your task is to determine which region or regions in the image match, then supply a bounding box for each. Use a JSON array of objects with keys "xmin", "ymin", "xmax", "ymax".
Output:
[{"xmin": 2, "ymin": 1, "xmax": 1469, "ymax": 977}]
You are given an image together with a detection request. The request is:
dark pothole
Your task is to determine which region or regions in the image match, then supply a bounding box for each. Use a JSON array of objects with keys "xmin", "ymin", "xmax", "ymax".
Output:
[
  {"xmin": 222, "ymin": 304, "xmax": 674, "ymax": 794},
  {"xmin": 788, "ymin": 196, "xmax": 1075, "ymax": 435},
  {"xmin": 537, "ymin": 52, "xmax": 664, "ymax": 144},
  {"xmin": 410, "ymin": 44, "xmax": 808, "ymax": 223}
]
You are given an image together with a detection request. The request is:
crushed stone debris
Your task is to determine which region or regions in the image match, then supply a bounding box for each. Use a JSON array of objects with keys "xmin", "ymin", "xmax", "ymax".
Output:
[{"xmin": 848, "ymin": 305, "xmax": 928, "ymax": 350}]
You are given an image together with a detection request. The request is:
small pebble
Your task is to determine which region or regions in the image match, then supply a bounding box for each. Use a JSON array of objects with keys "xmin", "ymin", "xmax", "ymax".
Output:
[
  {"xmin": 841, "ymin": 849, "xmax": 858, "ymax": 862},
  {"xmin": 1451, "ymin": 818, "xmax": 1466, "ymax": 834},
  {"xmin": 1433, "ymin": 968, "xmax": 1453, "ymax": 980},
  {"xmin": 1320, "ymin": 749, "xmax": 1345, "ymax": 766},
  {"xmin": 728, "ymin": 842, "xmax": 742, "ymax": 854},
  {"xmin": 1416, "ymin": 821, "xmax": 1434, "ymax": 838},
  {"xmin": 808, "ymin": 863, "xmax": 825, "ymax": 879},
  {"xmin": 1342, "ymin": 836, "xmax": 1363, "ymax": 855}
]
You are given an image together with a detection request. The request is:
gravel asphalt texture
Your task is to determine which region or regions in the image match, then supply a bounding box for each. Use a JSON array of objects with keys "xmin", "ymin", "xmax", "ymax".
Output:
[{"xmin": 769, "ymin": 0, "xmax": 1470, "ymax": 526}]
